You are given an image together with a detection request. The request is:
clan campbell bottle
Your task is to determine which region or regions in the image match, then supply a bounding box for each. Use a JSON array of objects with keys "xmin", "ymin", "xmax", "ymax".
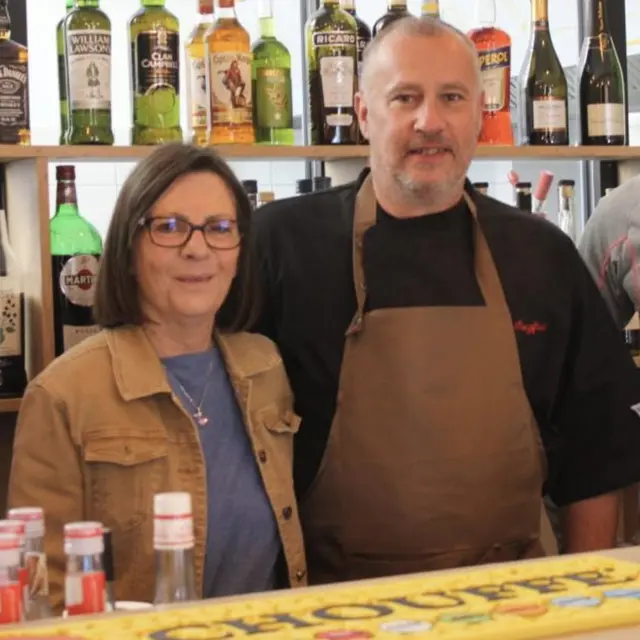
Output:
[
  {"xmin": 372, "ymin": 0, "xmax": 410, "ymax": 38},
  {"xmin": 64, "ymin": 0, "xmax": 114, "ymax": 145},
  {"xmin": 57, "ymin": 0, "xmax": 75, "ymax": 145},
  {"xmin": 520, "ymin": 0, "xmax": 568, "ymax": 146},
  {"xmin": 50, "ymin": 166, "xmax": 102, "ymax": 357},
  {"xmin": 0, "ymin": 0, "xmax": 30, "ymax": 145},
  {"xmin": 206, "ymin": 0, "xmax": 255, "ymax": 144},
  {"xmin": 129, "ymin": 0, "xmax": 182, "ymax": 145},
  {"xmin": 252, "ymin": 0, "xmax": 293, "ymax": 145},
  {"xmin": 578, "ymin": 0, "xmax": 627, "ymax": 145},
  {"xmin": 306, "ymin": 0, "xmax": 358, "ymax": 145},
  {"xmin": 186, "ymin": 0, "xmax": 214, "ymax": 146}
]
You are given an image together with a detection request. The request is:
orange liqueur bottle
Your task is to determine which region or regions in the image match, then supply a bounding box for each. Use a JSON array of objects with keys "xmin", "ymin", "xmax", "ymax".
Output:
[{"xmin": 468, "ymin": 0, "xmax": 514, "ymax": 145}]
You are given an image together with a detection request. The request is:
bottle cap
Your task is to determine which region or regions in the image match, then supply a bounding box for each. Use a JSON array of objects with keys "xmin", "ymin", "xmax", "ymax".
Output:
[
  {"xmin": 241, "ymin": 180, "xmax": 258, "ymax": 194},
  {"xmin": 64, "ymin": 522, "xmax": 104, "ymax": 557},
  {"xmin": 296, "ymin": 179, "xmax": 313, "ymax": 194},
  {"xmin": 56, "ymin": 165, "xmax": 76, "ymax": 181},
  {"xmin": 8, "ymin": 507, "xmax": 45, "ymax": 539},
  {"xmin": 199, "ymin": 0, "xmax": 214, "ymax": 13},
  {"xmin": 154, "ymin": 492, "xmax": 194, "ymax": 550},
  {"xmin": 0, "ymin": 533, "xmax": 21, "ymax": 568},
  {"xmin": 0, "ymin": 520, "xmax": 25, "ymax": 547}
]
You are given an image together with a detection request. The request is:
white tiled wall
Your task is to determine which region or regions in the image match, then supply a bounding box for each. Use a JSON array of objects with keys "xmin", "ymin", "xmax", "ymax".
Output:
[{"xmin": 27, "ymin": 0, "xmax": 591, "ymax": 236}]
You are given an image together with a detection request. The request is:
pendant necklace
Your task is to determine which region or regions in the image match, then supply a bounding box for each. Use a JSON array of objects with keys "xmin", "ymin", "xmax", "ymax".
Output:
[{"xmin": 172, "ymin": 360, "xmax": 215, "ymax": 427}]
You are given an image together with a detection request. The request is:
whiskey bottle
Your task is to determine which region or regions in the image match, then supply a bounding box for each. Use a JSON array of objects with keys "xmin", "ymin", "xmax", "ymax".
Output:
[
  {"xmin": 50, "ymin": 166, "xmax": 102, "ymax": 356},
  {"xmin": 186, "ymin": 0, "xmax": 214, "ymax": 146},
  {"xmin": 421, "ymin": 0, "xmax": 440, "ymax": 17},
  {"xmin": 64, "ymin": 0, "xmax": 114, "ymax": 145},
  {"xmin": 306, "ymin": 0, "xmax": 358, "ymax": 145},
  {"xmin": 207, "ymin": 0, "xmax": 255, "ymax": 144},
  {"xmin": 129, "ymin": 0, "xmax": 182, "ymax": 145},
  {"xmin": 372, "ymin": 0, "xmax": 411, "ymax": 38},
  {"xmin": 57, "ymin": 0, "xmax": 75, "ymax": 145},
  {"xmin": 0, "ymin": 0, "xmax": 30, "ymax": 145},
  {"xmin": 252, "ymin": 0, "xmax": 293, "ymax": 145}
]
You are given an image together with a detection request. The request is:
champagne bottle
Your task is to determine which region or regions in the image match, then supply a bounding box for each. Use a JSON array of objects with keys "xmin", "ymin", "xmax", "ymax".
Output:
[
  {"xmin": 520, "ymin": 0, "xmax": 568, "ymax": 146},
  {"xmin": 578, "ymin": 0, "xmax": 627, "ymax": 146}
]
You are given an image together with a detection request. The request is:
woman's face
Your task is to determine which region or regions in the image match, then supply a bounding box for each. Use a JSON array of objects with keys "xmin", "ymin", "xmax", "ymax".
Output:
[{"xmin": 134, "ymin": 171, "xmax": 241, "ymax": 328}]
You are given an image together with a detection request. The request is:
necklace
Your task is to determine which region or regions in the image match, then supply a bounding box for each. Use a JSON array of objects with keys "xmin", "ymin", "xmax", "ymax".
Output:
[{"xmin": 171, "ymin": 360, "xmax": 215, "ymax": 427}]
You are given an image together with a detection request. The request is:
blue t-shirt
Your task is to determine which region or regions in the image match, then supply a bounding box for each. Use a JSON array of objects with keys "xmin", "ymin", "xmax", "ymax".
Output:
[{"xmin": 162, "ymin": 347, "xmax": 281, "ymax": 598}]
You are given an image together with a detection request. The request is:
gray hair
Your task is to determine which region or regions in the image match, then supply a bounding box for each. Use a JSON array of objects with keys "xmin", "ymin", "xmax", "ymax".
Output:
[{"xmin": 360, "ymin": 16, "xmax": 482, "ymax": 96}]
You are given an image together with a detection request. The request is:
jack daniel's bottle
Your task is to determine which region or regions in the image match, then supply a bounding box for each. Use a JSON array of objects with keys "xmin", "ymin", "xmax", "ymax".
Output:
[
  {"xmin": 305, "ymin": 0, "xmax": 358, "ymax": 145},
  {"xmin": 50, "ymin": 166, "xmax": 102, "ymax": 357}
]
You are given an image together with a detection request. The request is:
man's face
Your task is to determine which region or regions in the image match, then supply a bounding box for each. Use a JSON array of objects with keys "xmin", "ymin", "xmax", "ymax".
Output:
[{"xmin": 356, "ymin": 32, "xmax": 482, "ymax": 202}]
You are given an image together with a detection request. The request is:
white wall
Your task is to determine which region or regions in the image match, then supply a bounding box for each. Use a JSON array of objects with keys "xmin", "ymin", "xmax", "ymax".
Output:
[{"xmin": 26, "ymin": 0, "xmax": 593, "ymax": 238}]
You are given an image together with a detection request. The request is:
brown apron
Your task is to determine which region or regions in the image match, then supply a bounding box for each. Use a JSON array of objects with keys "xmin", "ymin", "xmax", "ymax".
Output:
[{"xmin": 300, "ymin": 174, "xmax": 549, "ymax": 585}]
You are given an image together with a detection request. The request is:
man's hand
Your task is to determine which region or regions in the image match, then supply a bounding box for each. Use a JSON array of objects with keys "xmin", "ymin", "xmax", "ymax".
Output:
[{"xmin": 561, "ymin": 492, "xmax": 620, "ymax": 553}]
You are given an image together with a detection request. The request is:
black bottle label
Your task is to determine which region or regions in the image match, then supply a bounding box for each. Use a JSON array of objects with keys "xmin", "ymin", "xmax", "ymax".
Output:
[
  {"xmin": 0, "ymin": 62, "xmax": 28, "ymax": 129},
  {"xmin": 134, "ymin": 30, "xmax": 180, "ymax": 95}
]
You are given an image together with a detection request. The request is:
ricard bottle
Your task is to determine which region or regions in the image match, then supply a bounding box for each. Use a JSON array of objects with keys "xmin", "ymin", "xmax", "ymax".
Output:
[{"xmin": 50, "ymin": 165, "xmax": 102, "ymax": 357}]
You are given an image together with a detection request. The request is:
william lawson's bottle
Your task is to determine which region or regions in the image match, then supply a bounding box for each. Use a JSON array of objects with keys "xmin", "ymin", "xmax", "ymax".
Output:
[
  {"xmin": 578, "ymin": 0, "xmax": 627, "ymax": 145},
  {"xmin": 306, "ymin": 0, "xmax": 358, "ymax": 145},
  {"xmin": 50, "ymin": 166, "xmax": 102, "ymax": 357}
]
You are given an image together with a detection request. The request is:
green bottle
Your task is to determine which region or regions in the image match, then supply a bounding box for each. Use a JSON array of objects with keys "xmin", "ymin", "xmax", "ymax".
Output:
[
  {"xmin": 50, "ymin": 165, "xmax": 103, "ymax": 357},
  {"xmin": 129, "ymin": 0, "xmax": 182, "ymax": 145},
  {"xmin": 57, "ymin": 0, "xmax": 75, "ymax": 145},
  {"xmin": 64, "ymin": 0, "xmax": 114, "ymax": 145},
  {"xmin": 252, "ymin": 0, "xmax": 293, "ymax": 145}
]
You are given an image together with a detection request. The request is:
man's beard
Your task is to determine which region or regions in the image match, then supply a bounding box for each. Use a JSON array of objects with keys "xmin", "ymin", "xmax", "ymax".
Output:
[{"xmin": 393, "ymin": 169, "xmax": 460, "ymax": 203}]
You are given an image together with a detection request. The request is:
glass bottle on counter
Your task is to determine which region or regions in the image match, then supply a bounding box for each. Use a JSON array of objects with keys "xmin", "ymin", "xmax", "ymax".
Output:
[
  {"xmin": 241, "ymin": 179, "xmax": 258, "ymax": 209},
  {"xmin": 64, "ymin": 0, "xmax": 114, "ymax": 145},
  {"xmin": 578, "ymin": 0, "xmax": 627, "ymax": 146},
  {"xmin": 305, "ymin": 0, "xmax": 358, "ymax": 145},
  {"xmin": 515, "ymin": 182, "xmax": 532, "ymax": 212},
  {"xmin": 50, "ymin": 165, "xmax": 102, "ymax": 357},
  {"xmin": 0, "ymin": 205, "xmax": 26, "ymax": 398},
  {"xmin": 129, "ymin": 0, "xmax": 182, "ymax": 145},
  {"xmin": 252, "ymin": 0, "xmax": 293, "ymax": 145},
  {"xmin": 296, "ymin": 178, "xmax": 313, "ymax": 195},
  {"xmin": 520, "ymin": 0, "xmax": 568, "ymax": 146},
  {"xmin": 0, "ymin": 0, "xmax": 30, "ymax": 145},
  {"xmin": 0, "ymin": 532, "xmax": 22, "ymax": 625},
  {"xmin": 557, "ymin": 179, "xmax": 576, "ymax": 241},
  {"xmin": 206, "ymin": 0, "xmax": 255, "ymax": 144},
  {"xmin": 372, "ymin": 0, "xmax": 410, "ymax": 38},
  {"xmin": 57, "ymin": 0, "xmax": 75, "ymax": 145},
  {"xmin": 186, "ymin": 0, "xmax": 214, "ymax": 146}
]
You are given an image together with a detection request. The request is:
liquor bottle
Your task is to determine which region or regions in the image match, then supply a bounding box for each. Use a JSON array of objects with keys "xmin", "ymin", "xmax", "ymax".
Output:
[
  {"xmin": 468, "ymin": 0, "xmax": 514, "ymax": 145},
  {"xmin": 252, "ymin": 0, "xmax": 293, "ymax": 145},
  {"xmin": 557, "ymin": 179, "xmax": 576, "ymax": 241},
  {"xmin": 57, "ymin": 0, "xmax": 75, "ymax": 145},
  {"xmin": 339, "ymin": 0, "xmax": 371, "ymax": 70},
  {"xmin": 515, "ymin": 182, "xmax": 532, "ymax": 212},
  {"xmin": 520, "ymin": 0, "xmax": 568, "ymax": 146},
  {"xmin": 296, "ymin": 178, "xmax": 313, "ymax": 194},
  {"xmin": 306, "ymin": 1, "xmax": 358, "ymax": 145},
  {"xmin": 313, "ymin": 176, "xmax": 332, "ymax": 191},
  {"xmin": 578, "ymin": 0, "xmax": 627, "ymax": 145},
  {"xmin": 153, "ymin": 493, "xmax": 197, "ymax": 605},
  {"xmin": 473, "ymin": 182, "xmax": 489, "ymax": 196},
  {"xmin": 421, "ymin": 0, "xmax": 440, "ymax": 17},
  {"xmin": 241, "ymin": 179, "xmax": 258, "ymax": 208},
  {"xmin": 206, "ymin": 0, "xmax": 255, "ymax": 144},
  {"xmin": 129, "ymin": 0, "xmax": 182, "ymax": 145},
  {"xmin": 0, "ymin": 0, "xmax": 29, "ymax": 145},
  {"xmin": 372, "ymin": 1, "xmax": 411, "ymax": 37},
  {"xmin": 0, "ymin": 206, "xmax": 26, "ymax": 398},
  {"xmin": 50, "ymin": 165, "xmax": 102, "ymax": 357},
  {"xmin": 185, "ymin": 0, "xmax": 214, "ymax": 146},
  {"xmin": 0, "ymin": 533, "xmax": 22, "ymax": 625},
  {"xmin": 64, "ymin": 0, "xmax": 114, "ymax": 145}
]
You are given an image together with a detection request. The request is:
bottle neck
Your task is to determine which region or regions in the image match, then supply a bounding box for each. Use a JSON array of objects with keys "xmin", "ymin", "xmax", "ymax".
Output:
[
  {"xmin": 259, "ymin": 0, "xmax": 275, "ymax": 36},
  {"xmin": 198, "ymin": 0, "xmax": 214, "ymax": 16},
  {"xmin": 532, "ymin": 0, "xmax": 549, "ymax": 28},
  {"xmin": 340, "ymin": 0, "xmax": 356, "ymax": 13},
  {"xmin": 55, "ymin": 181, "xmax": 80, "ymax": 216},
  {"xmin": 388, "ymin": 0, "xmax": 407, "ymax": 9},
  {"xmin": 474, "ymin": 0, "xmax": 495, "ymax": 25},
  {"xmin": 77, "ymin": 0, "xmax": 100, "ymax": 8},
  {"xmin": 558, "ymin": 185, "xmax": 575, "ymax": 211},
  {"xmin": 421, "ymin": 0, "xmax": 440, "ymax": 17},
  {"xmin": 323, "ymin": 0, "xmax": 340, "ymax": 8},
  {"xmin": 142, "ymin": 0, "xmax": 165, "ymax": 6},
  {"xmin": 0, "ymin": 3, "xmax": 11, "ymax": 40},
  {"xmin": 588, "ymin": 0, "xmax": 608, "ymax": 37},
  {"xmin": 217, "ymin": 0, "xmax": 236, "ymax": 17}
]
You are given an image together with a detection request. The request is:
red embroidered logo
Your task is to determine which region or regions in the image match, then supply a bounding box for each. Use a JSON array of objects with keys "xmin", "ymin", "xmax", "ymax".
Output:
[{"xmin": 514, "ymin": 320, "xmax": 548, "ymax": 335}]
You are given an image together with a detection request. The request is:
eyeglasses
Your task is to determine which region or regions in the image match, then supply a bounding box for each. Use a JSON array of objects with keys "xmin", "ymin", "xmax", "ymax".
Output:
[{"xmin": 138, "ymin": 215, "xmax": 241, "ymax": 250}]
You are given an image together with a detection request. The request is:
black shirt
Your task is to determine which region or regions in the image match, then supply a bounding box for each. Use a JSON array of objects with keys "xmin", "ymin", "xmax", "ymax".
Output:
[{"xmin": 253, "ymin": 171, "xmax": 640, "ymax": 508}]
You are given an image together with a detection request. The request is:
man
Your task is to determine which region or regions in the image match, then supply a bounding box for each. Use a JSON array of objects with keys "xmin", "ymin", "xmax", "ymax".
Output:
[
  {"xmin": 254, "ymin": 17, "xmax": 640, "ymax": 584},
  {"xmin": 578, "ymin": 179, "xmax": 640, "ymax": 330}
]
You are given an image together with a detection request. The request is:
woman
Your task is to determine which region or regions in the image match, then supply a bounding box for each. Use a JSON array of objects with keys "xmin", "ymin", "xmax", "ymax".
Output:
[{"xmin": 8, "ymin": 144, "xmax": 307, "ymax": 612}]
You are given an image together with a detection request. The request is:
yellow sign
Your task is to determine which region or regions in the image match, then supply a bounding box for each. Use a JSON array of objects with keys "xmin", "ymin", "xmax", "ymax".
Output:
[{"xmin": 4, "ymin": 555, "xmax": 640, "ymax": 639}]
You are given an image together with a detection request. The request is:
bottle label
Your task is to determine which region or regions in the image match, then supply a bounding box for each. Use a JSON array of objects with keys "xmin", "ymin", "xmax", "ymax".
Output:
[
  {"xmin": 187, "ymin": 55, "xmax": 208, "ymax": 129},
  {"xmin": 65, "ymin": 571, "xmax": 105, "ymax": 616},
  {"xmin": 134, "ymin": 30, "xmax": 180, "ymax": 100},
  {"xmin": 0, "ymin": 63, "xmax": 28, "ymax": 129},
  {"xmin": 532, "ymin": 98, "xmax": 566, "ymax": 132},
  {"xmin": 209, "ymin": 52, "xmax": 252, "ymax": 125},
  {"xmin": 66, "ymin": 29, "xmax": 111, "ymax": 111},
  {"xmin": 356, "ymin": 34, "xmax": 370, "ymax": 64},
  {"xmin": 478, "ymin": 45, "xmax": 510, "ymax": 113},
  {"xmin": 0, "ymin": 582, "xmax": 22, "ymax": 624},
  {"xmin": 312, "ymin": 32, "xmax": 357, "ymax": 48},
  {"xmin": 59, "ymin": 255, "xmax": 100, "ymax": 308},
  {"xmin": 255, "ymin": 68, "xmax": 292, "ymax": 130},
  {"xmin": 154, "ymin": 515, "xmax": 195, "ymax": 550},
  {"xmin": 587, "ymin": 103, "xmax": 625, "ymax": 137},
  {"xmin": 319, "ymin": 56, "xmax": 355, "ymax": 112},
  {"xmin": 0, "ymin": 291, "xmax": 21, "ymax": 357}
]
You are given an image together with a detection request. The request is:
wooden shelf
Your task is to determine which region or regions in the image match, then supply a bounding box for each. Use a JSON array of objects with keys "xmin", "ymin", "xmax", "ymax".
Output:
[
  {"xmin": 0, "ymin": 398, "xmax": 22, "ymax": 413},
  {"xmin": 0, "ymin": 144, "xmax": 637, "ymax": 163}
]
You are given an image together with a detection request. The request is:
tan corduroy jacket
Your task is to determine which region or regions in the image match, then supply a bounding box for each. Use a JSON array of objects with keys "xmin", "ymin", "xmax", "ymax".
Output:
[{"xmin": 8, "ymin": 326, "xmax": 307, "ymax": 613}]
